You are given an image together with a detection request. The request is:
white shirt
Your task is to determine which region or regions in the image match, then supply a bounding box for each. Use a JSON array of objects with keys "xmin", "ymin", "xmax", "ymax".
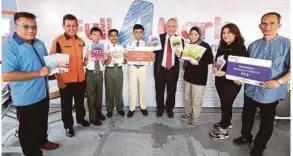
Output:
[
  {"xmin": 85, "ymin": 42, "xmax": 105, "ymax": 71},
  {"xmin": 161, "ymin": 34, "xmax": 175, "ymax": 68},
  {"xmin": 126, "ymin": 39, "xmax": 146, "ymax": 49},
  {"xmin": 106, "ymin": 43, "xmax": 125, "ymax": 67}
]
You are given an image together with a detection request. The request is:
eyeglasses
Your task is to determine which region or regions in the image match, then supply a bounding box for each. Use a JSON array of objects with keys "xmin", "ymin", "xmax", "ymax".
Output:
[{"xmin": 16, "ymin": 25, "xmax": 38, "ymax": 30}]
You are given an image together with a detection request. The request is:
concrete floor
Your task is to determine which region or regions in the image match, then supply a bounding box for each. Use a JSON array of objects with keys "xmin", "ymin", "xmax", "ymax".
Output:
[{"xmin": 1, "ymin": 105, "xmax": 290, "ymax": 156}]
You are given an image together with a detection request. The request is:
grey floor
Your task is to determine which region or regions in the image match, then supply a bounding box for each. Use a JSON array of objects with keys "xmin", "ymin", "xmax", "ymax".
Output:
[{"xmin": 1, "ymin": 105, "xmax": 290, "ymax": 156}]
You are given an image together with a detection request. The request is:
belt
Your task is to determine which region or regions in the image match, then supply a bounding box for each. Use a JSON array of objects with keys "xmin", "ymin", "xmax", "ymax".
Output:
[
  {"xmin": 106, "ymin": 66, "xmax": 122, "ymax": 69},
  {"xmin": 133, "ymin": 65, "xmax": 144, "ymax": 68},
  {"xmin": 86, "ymin": 69, "xmax": 101, "ymax": 73}
]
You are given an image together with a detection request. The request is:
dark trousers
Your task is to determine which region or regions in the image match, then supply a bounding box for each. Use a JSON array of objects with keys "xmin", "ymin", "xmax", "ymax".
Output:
[
  {"xmin": 86, "ymin": 70, "xmax": 103, "ymax": 121},
  {"xmin": 154, "ymin": 66, "xmax": 179, "ymax": 113},
  {"xmin": 18, "ymin": 96, "xmax": 49, "ymax": 156},
  {"xmin": 215, "ymin": 81, "xmax": 241, "ymax": 129},
  {"xmin": 241, "ymin": 95, "xmax": 279, "ymax": 151},
  {"xmin": 60, "ymin": 81, "xmax": 86, "ymax": 129}
]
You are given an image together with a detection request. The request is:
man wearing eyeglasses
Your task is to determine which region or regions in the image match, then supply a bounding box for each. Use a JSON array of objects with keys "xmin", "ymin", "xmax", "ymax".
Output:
[{"xmin": 2, "ymin": 12, "xmax": 59, "ymax": 156}]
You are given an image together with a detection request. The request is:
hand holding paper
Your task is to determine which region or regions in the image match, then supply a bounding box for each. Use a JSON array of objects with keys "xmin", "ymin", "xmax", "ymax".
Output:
[
  {"xmin": 175, "ymin": 49, "xmax": 181, "ymax": 57},
  {"xmin": 190, "ymin": 60, "xmax": 198, "ymax": 65},
  {"xmin": 39, "ymin": 66, "xmax": 51, "ymax": 77},
  {"xmin": 215, "ymin": 71, "xmax": 226, "ymax": 77},
  {"xmin": 262, "ymin": 80, "xmax": 280, "ymax": 89}
]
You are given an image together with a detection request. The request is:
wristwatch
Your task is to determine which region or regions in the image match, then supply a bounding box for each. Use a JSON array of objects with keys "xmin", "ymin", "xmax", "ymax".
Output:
[{"xmin": 277, "ymin": 79, "xmax": 284, "ymax": 85}]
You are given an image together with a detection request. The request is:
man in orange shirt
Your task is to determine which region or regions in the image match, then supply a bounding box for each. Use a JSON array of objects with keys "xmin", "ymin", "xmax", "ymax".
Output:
[{"xmin": 50, "ymin": 14, "xmax": 90, "ymax": 137}]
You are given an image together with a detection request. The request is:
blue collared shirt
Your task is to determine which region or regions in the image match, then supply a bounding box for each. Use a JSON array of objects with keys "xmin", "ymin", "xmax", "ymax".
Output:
[
  {"xmin": 244, "ymin": 35, "xmax": 290, "ymax": 104},
  {"xmin": 2, "ymin": 33, "xmax": 48, "ymax": 106}
]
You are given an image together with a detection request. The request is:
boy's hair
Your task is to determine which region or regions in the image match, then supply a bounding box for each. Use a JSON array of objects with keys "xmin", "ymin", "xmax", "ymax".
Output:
[
  {"xmin": 133, "ymin": 24, "xmax": 144, "ymax": 32},
  {"xmin": 108, "ymin": 29, "xmax": 119, "ymax": 35},
  {"xmin": 63, "ymin": 14, "xmax": 78, "ymax": 25},
  {"xmin": 14, "ymin": 12, "xmax": 36, "ymax": 23},
  {"xmin": 90, "ymin": 27, "xmax": 102, "ymax": 35}
]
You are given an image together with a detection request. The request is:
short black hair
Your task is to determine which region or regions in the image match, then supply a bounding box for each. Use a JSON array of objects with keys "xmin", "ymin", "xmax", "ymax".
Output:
[
  {"xmin": 14, "ymin": 12, "xmax": 36, "ymax": 23},
  {"xmin": 90, "ymin": 27, "xmax": 102, "ymax": 35},
  {"xmin": 133, "ymin": 24, "xmax": 144, "ymax": 32},
  {"xmin": 108, "ymin": 29, "xmax": 119, "ymax": 36},
  {"xmin": 63, "ymin": 14, "xmax": 78, "ymax": 25},
  {"xmin": 261, "ymin": 12, "xmax": 281, "ymax": 23}
]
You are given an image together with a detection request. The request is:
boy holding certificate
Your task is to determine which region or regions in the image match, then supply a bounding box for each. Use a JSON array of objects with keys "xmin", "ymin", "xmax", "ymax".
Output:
[
  {"xmin": 126, "ymin": 24, "xmax": 149, "ymax": 117},
  {"xmin": 84, "ymin": 27, "xmax": 106, "ymax": 126},
  {"xmin": 104, "ymin": 29, "xmax": 127, "ymax": 118}
]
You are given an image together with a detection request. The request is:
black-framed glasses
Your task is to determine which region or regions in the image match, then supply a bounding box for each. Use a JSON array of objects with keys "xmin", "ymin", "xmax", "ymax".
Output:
[{"xmin": 16, "ymin": 25, "xmax": 38, "ymax": 30}]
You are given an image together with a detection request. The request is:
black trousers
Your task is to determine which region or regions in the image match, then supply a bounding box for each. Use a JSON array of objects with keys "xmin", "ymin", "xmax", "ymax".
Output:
[
  {"xmin": 17, "ymin": 96, "xmax": 49, "ymax": 156},
  {"xmin": 241, "ymin": 95, "xmax": 279, "ymax": 151},
  {"xmin": 60, "ymin": 81, "xmax": 86, "ymax": 129},
  {"xmin": 154, "ymin": 66, "xmax": 179, "ymax": 113},
  {"xmin": 215, "ymin": 81, "xmax": 241, "ymax": 129}
]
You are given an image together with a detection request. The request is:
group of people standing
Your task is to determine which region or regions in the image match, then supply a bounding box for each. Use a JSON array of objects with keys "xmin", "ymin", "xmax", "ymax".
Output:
[{"xmin": 2, "ymin": 11, "xmax": 290, "ymax": 156}]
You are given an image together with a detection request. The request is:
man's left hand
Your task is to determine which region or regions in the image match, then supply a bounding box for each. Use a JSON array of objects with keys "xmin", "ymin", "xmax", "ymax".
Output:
[{"xmin": 262, "ymin": 80, "xmax": 280, "ymax": 89}]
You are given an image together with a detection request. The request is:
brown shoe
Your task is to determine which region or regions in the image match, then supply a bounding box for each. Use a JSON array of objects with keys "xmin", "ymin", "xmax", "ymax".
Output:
[{"xmin": 40, "ymin": 141, "xmax": 59, "ymax": 150}]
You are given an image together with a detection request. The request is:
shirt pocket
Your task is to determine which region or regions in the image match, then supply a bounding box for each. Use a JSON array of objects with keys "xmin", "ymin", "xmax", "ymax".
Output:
[
  {"xmin": 61, "ymin": 44, "xmax": 72, "ymax": 54},
  {"xmin": 270, "ymin": 53, "xmax": 284, "ymax": 69}
]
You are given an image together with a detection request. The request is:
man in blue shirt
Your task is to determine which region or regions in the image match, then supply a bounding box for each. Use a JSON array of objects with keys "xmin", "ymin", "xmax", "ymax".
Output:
[
  {"xmin": 233, "ymin": 12, "xmax": 290, "ymax": 156},
  {"xmin": 2, "ymin": 12, "xmax": 59, "ymax": 156}
]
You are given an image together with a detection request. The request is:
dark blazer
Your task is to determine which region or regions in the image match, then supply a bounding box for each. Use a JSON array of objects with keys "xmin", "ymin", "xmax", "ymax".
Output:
[{"xmin": 153, "ymin": 33, "xmax": 184, "ymax": 75}]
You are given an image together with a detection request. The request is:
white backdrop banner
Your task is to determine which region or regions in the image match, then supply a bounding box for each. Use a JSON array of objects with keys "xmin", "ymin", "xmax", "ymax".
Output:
[{"xmin": 2, "ymin": 0, "xmax": 291, "ymax": 107}]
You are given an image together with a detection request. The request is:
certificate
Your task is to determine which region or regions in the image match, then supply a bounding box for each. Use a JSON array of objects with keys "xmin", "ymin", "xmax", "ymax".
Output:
[
  {"xmin": 148, "ymin": 35, "xmax": 162, "ymax": 51},
  {"xmin": 215, "ymin": 55, "xmax": 226, "ymax": 71},
  {"xmin": 127, "ymin": 47, "xmax": 154, "ymax": 65},
  {"xmin": 170, "ymin": 36, "xmax": 183, "ymax": 51},
  {"xmin": 182, "ymin": 44, "xmax": 206, "ymax": 62},
  {"xmin": 91, "ymin": 43, "xmax": 105, "ymax": 61},
  {"xmin": 226, "ymin": 55, "xmax": 272, "ymax": 86},
  {"xmin": 44, "ymin": 53, "xmax": 69, "ymax": 75}
]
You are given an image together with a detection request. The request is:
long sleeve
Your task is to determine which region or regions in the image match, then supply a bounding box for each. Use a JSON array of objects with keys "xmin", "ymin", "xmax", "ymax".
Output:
[{"xmin": 198, "ymin": 42, "xmax": 214, "ymax": 67}]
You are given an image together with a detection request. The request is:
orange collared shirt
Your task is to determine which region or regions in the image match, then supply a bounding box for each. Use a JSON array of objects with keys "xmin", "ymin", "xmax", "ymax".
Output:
[{"xmin": 50, "ymin": 33, "xmax": 85, "ymax": 83}]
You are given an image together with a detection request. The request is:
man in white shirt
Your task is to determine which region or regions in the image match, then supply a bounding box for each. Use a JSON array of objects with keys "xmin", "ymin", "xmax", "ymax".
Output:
[
  {"xmin": 153, "ymin": 18, "xmax": 183, "ymax": 118},
  {"xmin": 126, "ymin": 24, "xmax": 149, "ymax": 117}
]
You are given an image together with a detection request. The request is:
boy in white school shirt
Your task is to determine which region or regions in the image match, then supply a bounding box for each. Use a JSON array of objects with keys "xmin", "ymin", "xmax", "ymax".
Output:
[
  {"xmin": 84, "ymin": 27, "xmax": 107, "ymax": 126},
  {"xmin": 126, "ymin": 24, "xmax": 149, "ymax": 117}
]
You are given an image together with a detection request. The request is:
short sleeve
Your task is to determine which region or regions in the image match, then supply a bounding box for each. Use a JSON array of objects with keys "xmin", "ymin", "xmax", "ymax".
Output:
[{"xmin": 2, "ymin": 42, "xmax": 19, "ymax": 72}]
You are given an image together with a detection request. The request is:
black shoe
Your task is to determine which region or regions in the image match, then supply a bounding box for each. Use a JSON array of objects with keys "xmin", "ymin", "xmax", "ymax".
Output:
[
  {"xmin": 156, "ymin": 111, "xmax": 163, "ymax": 117},
  {"xmin": 77, "ymin": 120, "xmax": 90, "ymax": 127},
  {"xmin": 107, "ymin": 112, "xmax": 113, "ymax": 118},
  {"xmin": 141, "ymin": 109, "xmax": 148, "ymax": 116},
  {"xmin": 167, "ymin": 111, "xmax": 174, "ymax": 118},
  {"xmin": 117, "ymin": 110, "xmax": 125, "ymax": 116},
  {"xmin": 65, "ymin": 128, "xmax": 74, "ymax": 137},
  {"xmin": 233, "ymin": 136, "xmax": 253, "ymax": 145},
  {"xmin": 127, "ymin": 111, "xmax": 135, "ymax": 118},
  {"xmin": 90, "ymin": 120, "xmax": 102, "ymax": 126},
  {"xmin": 250, "ymin": 149, "xmax": 263, "ymax": 156},
  {"xmin": 98, "ymin": 114, "xmax": 106, "ymax": 121}
]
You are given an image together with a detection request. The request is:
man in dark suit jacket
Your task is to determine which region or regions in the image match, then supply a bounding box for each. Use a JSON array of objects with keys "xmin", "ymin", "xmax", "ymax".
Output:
[{"xmin": 153, "ymin": 18, "xmax": 183, "ymax": 118}]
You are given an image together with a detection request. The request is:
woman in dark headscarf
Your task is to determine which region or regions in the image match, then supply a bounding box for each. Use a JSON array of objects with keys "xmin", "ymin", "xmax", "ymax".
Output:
[{"xmin": 181, "ymin": 26, "xmax": 214, "ymax": 127}]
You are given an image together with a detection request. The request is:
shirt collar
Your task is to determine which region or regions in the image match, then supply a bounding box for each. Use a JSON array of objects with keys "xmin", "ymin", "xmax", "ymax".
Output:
[
  {"xmin": 64, "ymin": 33, "xmax": 79, "ymax": 40},
  {"xmin": 262, "ymin": 34, "xmax": 279, "ymax": 42},
  {"xmin": 12, "ymin": 32, "xmax": 36, "ymax": 45}
]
